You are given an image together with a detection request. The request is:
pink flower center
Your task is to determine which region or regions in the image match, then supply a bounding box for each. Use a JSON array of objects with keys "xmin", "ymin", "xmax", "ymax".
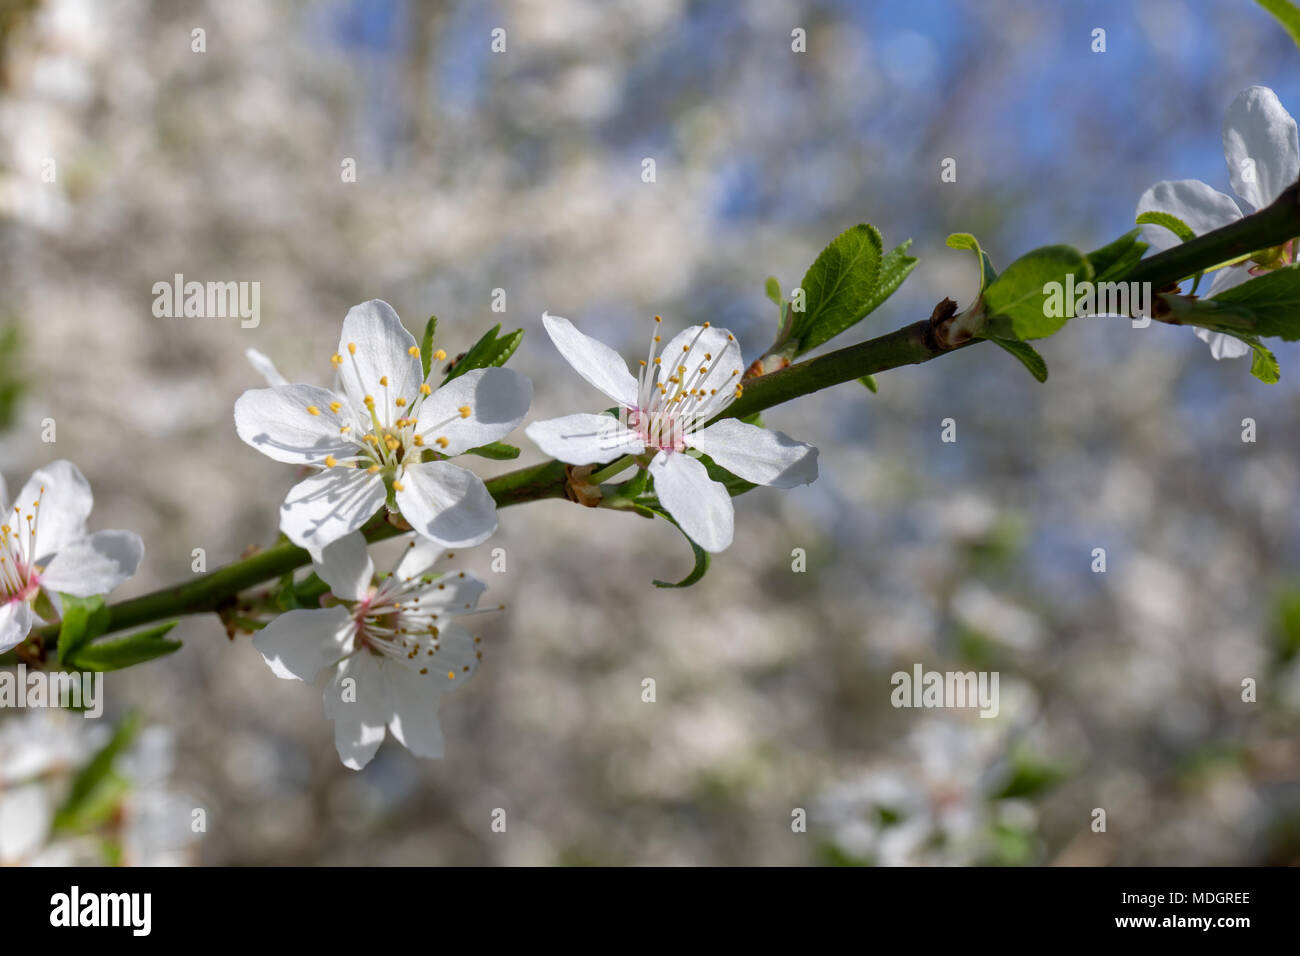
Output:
[{"xmin": 626, "ymin": 407, "xmax": 685, "ymax": 452}]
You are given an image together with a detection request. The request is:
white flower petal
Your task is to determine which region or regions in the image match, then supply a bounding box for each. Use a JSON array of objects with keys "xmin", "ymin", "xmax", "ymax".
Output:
[
  {"xmin": 1193, "ymin": 328, "xmax": 1253, "ymax": 360},
  {"xmin": 687, "ymin": 419, "xmax": 819, "ymax": 489},
  {"xmin": 0, "ymin": 601, "xmax": 34, "ymax": 654},
  {"xmin": 414, "ymin": 571, "xmax": 487, "ymax": 618},
  {"xmin": 395, "ymin": 461, "xmax": 497, "ymax": 548},
  {"xmin": 415, "ymin": 367, "xmax": 532, "ymax": 456},
  {"xmin": 394, "ymin": 535, "xmax": 444, "ymax": 580},
  {"xmin": 1223, "ymin": 85, "xmax": 1300, "ymax": 213},
  {"xmin": 17, "ymin": 460, "xmax": 93, "ymax": 563},
  {"xmin": 0, "ymin": 473, "xmax": 7, "ymax": 513},
  {"xmin": 336, "ymin": 300, "xmax": 423, "ymax": 413},
  {"xmin": 312, "ymin": 532, "xmax": 374, "ymax": 602},
  {"xmin": 1135, "ymin": 180, "xmax": 1242, "ymax": 254},
  {"xmin": 39, "ymin": 530, "xmax": 143, "ymax": 598},
  {"xmin": 253, "ymin": 606, "xmax": 354, "ymax": 681},
  {"xmin": 655, "ymin": 323, "xmax": 745, "ymax": 420},
  {"xmin": 524, "ymin": 413, "xmax": 644, "ymax": 465},
  {"xmin": 648, "ymin": 451, "xmax": 734, "ymax": 553},
  {"xmin": 279, "ymin": 467, "xmax": 386, "ymax": 551},
  {"xmin": 323, "ymin": 652, "xmax": 390, "ymax": 770},
  {"xmin": 541, "ymin": 312, "xmax": 639, "ymax": 407},
  {"xmin": 234, "ymin": 385, "xmax": 359, "ymax": 466},
  {"xmin": 385, "ymin": 666, "xmax": 446, "ymax": 760},
  {"xmin": 245, "ymin": 348, "xmax": 289, "ymax": 387}
]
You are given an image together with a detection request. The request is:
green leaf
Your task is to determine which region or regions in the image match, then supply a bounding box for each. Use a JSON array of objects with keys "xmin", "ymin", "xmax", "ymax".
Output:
[
  {"xmin": 443, "ymin": 325, "xmax": 525, "ymax": 382},
  {"xmin": 1271, "ymin": 586, "xmax": 1300, "ymax": 663},
  {"xmin": 1257, "ymin": 0, "xmax": 1300, "ymax": 51},
  {"xmin": 420, "ymin": 316, "xmax": 438, "ymax": 379},
  {"xmin": 1208, "ymin": 331, "xmax": 1282, "ymax": 383},
  {"xmin": 1135, "ymin": 210, "xmax": 1196, "ymax": 245},
  {"xmin": 67, "ymin": 622, "xmax": 182, "ymax": 671},
  {"xmin": 791, "ymin": 235, "xmax": 916, "ymax": 356},
  {"xmin": 56, "ymin": 594, "xmax": 110, "ymax": 665},
  {"xmin": 792, "ymin": 223, "xmax": 884, "ymax": 354},
  {"xmin": 1210, "ymin": 265, "xmax": 1300, "ymax": 339},
  {"xmin": 52, "ymin": 714, "xmax": 139, "ymax": 833},
  {"xmin": 862, "ymin": 240, "xmax": 918, "ymax": 318},
  {"xmin": 982, "ymin": 245, "xmax": 1092, "ymax": 341},
  {"xmin": 1086, "ymin": 229, "xmax": 1148, "ymax": 283},
  {"xmin": 993, "ymin": 755, "xmax": 1066, "ymax": 800},
  {"xmin": 634, "ymin": 503, "xmax": 711, "ymax": 588},
  {"xmin": 764, "ymin": 276, "xmax": 782, "ymax": 307},
  {"xmin": 464, "ymin": 441, "xmax": 521, "ymax": 460},
  {"xmin": 698, "ymin": 452, "xmax": 758, "ymax": 498},
  {"xmin": 946, "ymin": 232, "xmax": 998, "ymax": 291},
  {"xmin": 1248, "ymin": 339, "xmax": 1281, "ymax": 384},
  {"xmin": 858, "ymin": 374, "xmax": 879, "ymax": 393},
  {"xmin": 987, "ymin": 337, "xmax": 1048, "ymax": 382}
]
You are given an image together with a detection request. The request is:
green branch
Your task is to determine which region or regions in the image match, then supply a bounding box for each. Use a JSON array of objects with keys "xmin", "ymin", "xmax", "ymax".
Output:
[{"xmin": 28, "ymin": 181, "xmax": 1300, "ymax": 649}]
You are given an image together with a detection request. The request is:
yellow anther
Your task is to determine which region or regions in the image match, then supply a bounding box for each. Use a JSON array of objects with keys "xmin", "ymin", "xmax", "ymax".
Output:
[
  {"xmin": 638, "ymin": 359, "xmax": 647, "ymax": 366},
  {"xmin": 727, "ymin": 334, "xmax": 735, "ymax": 341},
  {"xmin": 392, "ymin": 480, "xmax": 405, "ymax": 491},
  {"xmin": 339, "ymin": 425, "xmax": 351, "ymax": 433},
  {"xmin": 447, "ymin": 671, "xmax": 455, "ymax": 680},
  {"xmin": 408, "ymin": 345, "xmax": 420, "ymax": 357},
  {"xmin": 367, "ymin": 465, "xmax": 380, "ymax": 474},
  {"xmin": 413, "ymin": 435, "xmax": 424, "ymax": 446},
  {"xmin": 433, "ymin": 349, "xmax": 447, "ymax": 361},
  {"xmin": 420, "ymin": 383, "xmax": 432, "ymax": 396},
  {"xmin": 682, "ymin": 345, "xmax": 690, "ymax": 352},
  {"xmin": 347, "ymin": 343, "xmax": 357, "ymax": 354},
  {"xmin": 458, "ymin": 406, "xmax": 471, "ymax": 418},
  {"xmin": 395, "ymin": 397, "xmax": 407, "ymax": 407},
  {"xmin": 703, "ymin": 321, "xmax": 711, "ymax": 327},
  {"xmin": 653, "ymin": 357, "xmax": 662, "ymax": 365},
  {"xmin": 329, "ymin": 402, "xmax": 342, "ymax": 413},
  {"xmin": 306, "ymin": 405, "xmax": 321, "ymax": 416},
  {"xmin": 324, "ymin": 455, "xmax": 337, "ymax": 467},
  {"xmin": 435, "ymin": 436, "xmax": 449, "ymax": 449},
  {"xmin": 654, "ymin": 315, "xmax": 661, "ymax": 322},
  {"xmin": 331, "ymin": 353, "xmax": 343, "ymax": 366},
  {"xmin": 364, "ymin": 395, "xmax": 375, "ymax": 407}
]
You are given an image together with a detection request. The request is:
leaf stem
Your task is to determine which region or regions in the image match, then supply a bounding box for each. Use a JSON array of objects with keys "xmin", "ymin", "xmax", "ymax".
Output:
[{"xmin": 588, "ymin": 454, "xmax": 639, "ymax": 484}]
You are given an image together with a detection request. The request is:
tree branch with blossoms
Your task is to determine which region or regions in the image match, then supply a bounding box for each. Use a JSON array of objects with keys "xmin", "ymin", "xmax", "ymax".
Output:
[{"xmin": 9, "ymin": 11, "xmax": 1300, "ymax": 768}]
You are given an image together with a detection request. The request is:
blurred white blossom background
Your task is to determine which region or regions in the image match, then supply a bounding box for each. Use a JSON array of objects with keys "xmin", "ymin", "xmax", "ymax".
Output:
[{"xmin": 1, "ymin": 0, "xmax": 1299, "ymax": 865}]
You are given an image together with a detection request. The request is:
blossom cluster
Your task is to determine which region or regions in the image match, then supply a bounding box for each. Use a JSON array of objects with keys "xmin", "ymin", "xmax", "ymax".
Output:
[{"xmin": 5, "ymin": 301, "xmax": 819, "ymax": 769}]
